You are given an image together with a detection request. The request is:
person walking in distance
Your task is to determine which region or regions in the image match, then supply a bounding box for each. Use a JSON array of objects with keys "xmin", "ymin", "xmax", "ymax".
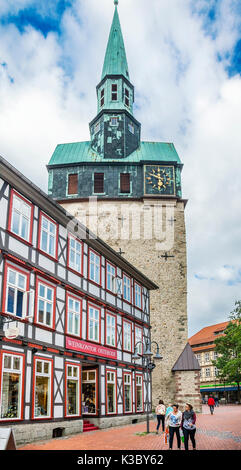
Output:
[
  {"xmin": 155, "ymin": 400, "xmax": 166, "ymax": 434},
  {"xmin": 208, "ymin": 396, "xmax": 215, "ymax": 414},
  {"xmin": 181, "ymin": 404, "xmax": 197, "ymax": 451},
  {"xmin": 165, "ymin": 404, "xmax": 182, "ymax": 450}
]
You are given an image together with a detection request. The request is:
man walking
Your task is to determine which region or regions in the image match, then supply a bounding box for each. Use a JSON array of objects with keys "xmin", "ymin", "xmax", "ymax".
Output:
[{"xmin": 208, "ymin": 396, "xmax": 215, "ymax": 415}]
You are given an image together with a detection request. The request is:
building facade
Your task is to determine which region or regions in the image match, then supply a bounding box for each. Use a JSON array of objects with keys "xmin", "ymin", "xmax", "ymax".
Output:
[
  {"xmin": 0, "ymin": 155, "xmax": 158, "ymax": 445},
  {"xmin": 47, "ymin": 1, "xmax": 189, "ymax": 406},
  {"xmin": 189, "ymin": 321, "xmax": 239, "ymax": 403}
]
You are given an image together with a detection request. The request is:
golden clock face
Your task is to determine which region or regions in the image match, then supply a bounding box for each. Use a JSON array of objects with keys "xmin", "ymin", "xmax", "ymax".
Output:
[{"xmin": 145, "ymin": 166, "xmax": 175, "ymax": 195}]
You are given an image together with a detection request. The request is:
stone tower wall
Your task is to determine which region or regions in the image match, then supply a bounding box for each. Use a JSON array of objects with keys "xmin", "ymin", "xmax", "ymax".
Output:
[{"xmin": 61, "ymin": 197, "xmax": 188, "ymax": 408}]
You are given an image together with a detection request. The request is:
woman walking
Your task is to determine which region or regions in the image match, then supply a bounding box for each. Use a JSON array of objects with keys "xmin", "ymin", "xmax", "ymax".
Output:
[
  {"xmin": 155, "ymin": 400, "xmax": 166, "ymax": 434},
  {"xmin": 165, "ymin": 404, "xmax": 182, "ymax": 450},
  {"xmin": 181, "ymin": 403, "xmax": 197, "ymax": 451}
]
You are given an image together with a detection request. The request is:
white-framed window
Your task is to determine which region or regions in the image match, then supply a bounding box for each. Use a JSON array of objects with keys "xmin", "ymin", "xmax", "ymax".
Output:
[
  {"xmin": 88, "ymin": 304, "xmax": 100, "ymax": 343},
  {"xmin": 123, "ymin": 274, "xmax": 131, "ymax": 303},
  {"xmin": 213, "ymin": 351, "xmax": 218, "ymax": 361},
  {"xmin": 33, "ymin": 359, "xmax": 52, "ymax": 418},
  {"xmin": 123, "ymin": 320, "xmax": 132, "ymax": 352},
  {"xmin": 134, "ymin": 282, "xmax": 142, "ymax": 309},
  {"xmin": 106, "ymin": 313, "xmax": 116, "ymax": 347},
  {"xmin": 5, "ymin": 266, "xmax": 27, "ymax": 318},
  {"xmin": 66, "ymin": 364, "xmax": 80, "ymax": 417},
  {"xmin": 106, "ymin": 262, "xmax": 116, "ymax": 292},
  {"xmin": 106, "ymin": 370, "xmax": 116, "ymax": 414},
  {"xmin": 135, "ymin": 374, "xmax": 143, "ymax": 412},
  {"xmin": 10, "ymin": 191, "xmax": 32, "ymax": 242},
  {"xmin": 205, "ymin": 353, "xmax": 210, "ymax": 363},
  {"xmin": 39, "ymin": 213, "xmax": 57, "ymax": 259},
  {"xmin": 196, "ymin": 354, "xmax": 201, "ymax": 363},
  {"xmin": 135, "ymin": 326, "xmax": 143, "ymax": 355},
  {"xmin": 36, "ymin": 280, "xmax": 55, "ymax": 328},
  {"xmin": 123, "ymin": 372, "xmax": 132, "ymax": 413},
  {"xmin": 82, "ymin": 369, "xmax": 97, "ymax": 415},
  {"xmin": 205, "ymin": 368, "xmax": 210, "ymax": 377},
  {"xmin": 0, "ymin": 353, "xmax": 24, "ymax": 420},
  {"xmin": 89, "ymin": 249, "xmax": 101, "ymax": 285},
  {"xmin": 68, "ymin": 235, "xmax": 82, "ymax": 274},
  {"xmin": 67, "ymin": 295, "xmax": 81, "ymax": 337}
]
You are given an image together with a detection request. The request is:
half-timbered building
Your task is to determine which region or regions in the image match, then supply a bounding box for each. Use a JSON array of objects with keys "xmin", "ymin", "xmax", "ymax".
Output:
[{"xmin": 0, "ymin": 155, "xmax": 158, "ymax": 444}]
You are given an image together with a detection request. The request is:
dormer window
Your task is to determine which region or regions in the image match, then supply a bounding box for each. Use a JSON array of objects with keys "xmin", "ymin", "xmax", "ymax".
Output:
[
  {"xmin": 94, "ymin": 121, "xmax": 100, "ymax": 134},
  {"xmin": 111, "ymin": 84, "xmax": 118, "ymax": 101},
  {"xmin": 128, "ymin": 123, "xmax": 134, "ymax": 134},
  {"xmin": 124, "ymin": 88, "xmax": 130, "ymax": 107},
  {"xmin": 100, "ymin": 89, "xmax": 105, "ymax": 107},
  {"xmin": 110, "ymin": 117, "xmax": 118, "ymax": 126}
]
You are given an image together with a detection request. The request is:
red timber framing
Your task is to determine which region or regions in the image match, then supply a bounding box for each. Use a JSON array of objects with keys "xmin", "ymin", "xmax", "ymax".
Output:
[
  {"xmin": 31, "ymin": 356, "xmax": 54, "ymax": 420},
  {"xmin": 1, "ymin": 260, "xmax": 31, "ymax": 320},
  {"xmin": 0, "ymin": 350, "xmax": 25, "ymax": 422}
]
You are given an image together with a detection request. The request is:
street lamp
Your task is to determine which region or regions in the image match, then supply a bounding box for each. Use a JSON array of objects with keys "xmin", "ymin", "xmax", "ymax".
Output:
[{"xmin": 132, "ymin": 339, "xmax": 162, "ymax": 433}]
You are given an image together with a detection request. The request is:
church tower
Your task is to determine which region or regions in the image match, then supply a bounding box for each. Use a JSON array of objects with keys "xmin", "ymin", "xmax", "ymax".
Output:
[{"xmin": 47, "ymin": 1, "xmax": 190, "ymax": 406}]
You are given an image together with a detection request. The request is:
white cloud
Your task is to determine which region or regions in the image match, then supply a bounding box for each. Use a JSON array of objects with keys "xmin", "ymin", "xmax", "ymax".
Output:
[{"xmin": 0, "ymin": 0, "xmax": 240, "ymax": 336}]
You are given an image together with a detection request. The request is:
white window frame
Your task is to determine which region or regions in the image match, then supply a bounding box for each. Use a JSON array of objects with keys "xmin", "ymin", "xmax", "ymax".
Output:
[
  {"xmin": 36, "ymin": 281, "xmax": 54, "ymax": 328},
  {"xmin": 88, "ymin": 304, "xmax": 100, "ymax": 343},
  {"xmin": 33, "ymin": 359, "xmax": 52, "ymax": 419},
  {"xmin": 5, "ymin": 267, "xmax": 27, "ymax": 318},
  {"xmin": 89, "ymin": 249, "xmax": 101, "ymax": 285},
  {"xmin": 205, "ymin": 368, "xmax": 210, "ymax": 377},
  {"xmin": 10, "ymin": 192, "xmax": 32, "ymax": 242},
  {"xmin": 123, "ymin": 274, "xmax": 131, "ymax": 303},
  {"xmin": 106, "ymin": 370, "xmax": 117, "ymax": 415},
  {"xmin": 106, "ymin": 313, "xmax": 116, "ymax": 348},
  {"xmin": 40, "ymin": 213, "xmax": 57, "ymax": 258},
  {"xmin": 106, "ymin": 262, "xmax": 116, "ymax": 292},
  {"xmin": 123, "ymin": 372, "xmax": 132, "ymax": 414},
  {"xmin": 68, "ymin": 235, "xmax": 82, "ymax": 274},
  {"xmin": 123, "ymin": 320, "xmax": 132, "ymax": 352},
  {"xmin": 0, "ymin": 353, "xmax": 23, "ymax": 421},
  {"xmin": 67, "ymin": 295, "xmax": 81, "ymax": 337},
  {"xmin": 134, "ymin": 282, "xmax": 142, "ymax": 309},
  {"xmin": 66, "ymin": 364, "xmax": 80, "ymax": 417},
  {"xmin": 136, "ymin": 374, "xmax": 143, "ymax": 412},
  {"xmin": 135, "ymin": 326, "xmax": 143, "ymax": 355}
]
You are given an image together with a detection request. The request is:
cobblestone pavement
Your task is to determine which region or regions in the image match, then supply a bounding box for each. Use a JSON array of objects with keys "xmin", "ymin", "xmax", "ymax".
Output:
[{"xmin": 19, "ymin": 405, "xmax": 241, "ymax": 451}]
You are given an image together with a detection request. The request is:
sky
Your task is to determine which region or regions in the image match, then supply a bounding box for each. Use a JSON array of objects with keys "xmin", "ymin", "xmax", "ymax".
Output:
[{"xmin": 0, "ymin": 0, "xmax": 240, "ymax": 337}]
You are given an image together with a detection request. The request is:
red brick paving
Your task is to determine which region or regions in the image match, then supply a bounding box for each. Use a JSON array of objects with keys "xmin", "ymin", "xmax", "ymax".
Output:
[{"xmin": 19, "ymin": 405, "xmax": 241, "ymax": 451}]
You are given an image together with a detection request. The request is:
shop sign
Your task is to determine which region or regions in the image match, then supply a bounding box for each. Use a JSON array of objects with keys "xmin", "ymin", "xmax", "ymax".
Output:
[{"xmin": 66, "ymin": 337, "xmax": 117, "ymax": 360}]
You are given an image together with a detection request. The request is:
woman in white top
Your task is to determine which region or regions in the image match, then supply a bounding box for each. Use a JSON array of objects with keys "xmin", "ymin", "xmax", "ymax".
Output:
[
  {"xmin": 165, "ymin": 404, "xmax": 182, "ymax": 449},
  {"xmin": 155, "ymin": 400, "xmax": 166, "ymax": 434}
]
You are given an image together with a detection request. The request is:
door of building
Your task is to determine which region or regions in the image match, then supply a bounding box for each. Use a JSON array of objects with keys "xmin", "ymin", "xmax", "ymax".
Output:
[{"xmin": 82, "ymin": 367, "xmax": 98, "ymax": 415}]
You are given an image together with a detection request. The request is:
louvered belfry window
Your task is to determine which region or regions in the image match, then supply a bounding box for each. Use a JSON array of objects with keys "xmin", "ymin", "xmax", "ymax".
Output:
[
  {"xmin": 120, "ymin": 173, "xmax": 130, "ymax": 193},
  {"xmin": 94, "ymin": 173, "xmax": 104, "ymax": 194},
  {"xmin": 68, "ymin": 173, "xmax": 78, "ymax": 195}
]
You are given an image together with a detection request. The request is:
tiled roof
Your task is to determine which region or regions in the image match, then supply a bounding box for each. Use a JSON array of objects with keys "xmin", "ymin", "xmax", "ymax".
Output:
[
  {"xmin": 172, "ymin": 343, "xmax": 200, "ymax": 371},
  {"xmin": 188, "ymin": 321, "xmax": 229, "ymax": 347},
  {"xmin": 47, "ymin": 141, "xmax": 182, "ymax": 167}
]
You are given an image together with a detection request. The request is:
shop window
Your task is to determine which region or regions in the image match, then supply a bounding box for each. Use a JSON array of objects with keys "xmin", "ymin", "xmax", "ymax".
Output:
[
  {"xmin": 124, "ymin": 372, "xmax": 132, "ymax": 413},
  {"xmin": 33, "ymin": 358, "xmax": 52, "ymax": 418},
  {"xmin": 135, "ymin": 374, "xmax": 143, "ymax": 412},
  {"xmin": 106, "ymin": 261, "xmax": 116, "ymax": 292},
  {"xmin": 4, "ymin": 265, "xmax": 28, "ymax": 318},
  {"xmin": 39, "ymin": 212, "xmax": 58, "ymax": 259},
  {"xmin": 123, "ymin": 319, "xmax": 132, "ymax": 352},
  {"xmin": 9, "ymin": 190, "xmax": 33, "ymax": 243},
  {"xmin": 123, "ymin": 274, "xmax": 131, "ymax": 303},
  {"xmin": 120, "ymin": 173, "xmax": 130, "ymax": 193},
  {"xmin": 0, "ymin": 353, "xmax": 24, "ymax": 420},
  {"xmin": 94, "ymin": 173, "xmax": 104, "ymax": 194},
  {"xmin": 106, "ymin": 313, "xmax": 116, "ymax": 348},
  {"xmin": 134, "ymin": 282, "xmax": 142, "ymax": 309},
  {"xmin": 66, "ymin": 294, "xmax": 81, "ymax": 337},
  {"xmin": 89, "ymin": 249, "xmax": 101, "ymax": 285},
  {"xmin": 68, "ymin": 174, "xmax": 78, "ymax": 195},
  {"xmin": 66, "ymin": 364, "xmax": 80, "ymax": 417},
  {"xmin": 87, "ymin": 304, "xmax": 101, "ymax": 343},
  {"xmin": 68, "ymin": 235, "xmax": 83, "ymax": 275},
  {"xmin": 106, "ymin": 370, "xmax": 117, "ymax": 414},
  {"xmin": 82, "ymin": 369, "xmax": 97, "ymax": 415},
  {"xmin": 36, "ymin": 279, "xmax": 55, "ymax": 329}
]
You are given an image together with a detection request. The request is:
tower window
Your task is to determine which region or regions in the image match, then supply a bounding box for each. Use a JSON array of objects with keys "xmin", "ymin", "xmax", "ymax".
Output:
[
  {"xmin": 94, "ymin": 121, "xmax": 100, "ymax": 134},
  {"xmin": 110, "ymin": 117, "xmax": 118, "ymax": 126},
  {"xmin": 120, "ymin": 173, "xmax": 130, "ymax": 193},
  {"xmin": 68, "ymin": 173, "xmax": 78, "ymax": 195},
  {"xmin": 128, "ymin": 123, "xmax": 134, "ymax": 134},
  {"xmin": 111, "ymin": 84, "xmax": 118, "ymax": 101},
  {"xmin": 100, "ymin": 89, "xmax": 105, "ymax": 107},
  {"xmin": 124, "ymin": 88, "xmax": 130, "ymax": 107},
  {"xmin": 94, "ymin": 173, "xmax": 104, "ymax": 194}
]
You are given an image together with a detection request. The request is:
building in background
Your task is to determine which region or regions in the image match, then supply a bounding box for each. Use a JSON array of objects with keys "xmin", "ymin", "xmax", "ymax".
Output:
[
  {"xmin": 0, "ymin": 155, "xmax": 158, "ymax": 446},
  {"xmin": 189, "ymin": 321, "xmax": 239, "ymax": 403},
  {"xmin": 47, "ymin": 0, "xmax": 192, "ymax": 407}
]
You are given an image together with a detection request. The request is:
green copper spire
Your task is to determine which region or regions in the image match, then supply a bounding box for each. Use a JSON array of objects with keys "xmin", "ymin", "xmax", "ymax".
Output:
[{"xmin": 101, "ymin": 3, "xmax": 130, "ymax": 81}]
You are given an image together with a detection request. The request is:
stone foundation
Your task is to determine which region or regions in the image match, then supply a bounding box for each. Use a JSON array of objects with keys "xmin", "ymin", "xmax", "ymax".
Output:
[
  {"xmin": 86, "ymin": 413, "xmax": 152, "ymax": 430},
  {"xmin": 173, "ymin": 370, "xmax": 202, "ymax": 413}
]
